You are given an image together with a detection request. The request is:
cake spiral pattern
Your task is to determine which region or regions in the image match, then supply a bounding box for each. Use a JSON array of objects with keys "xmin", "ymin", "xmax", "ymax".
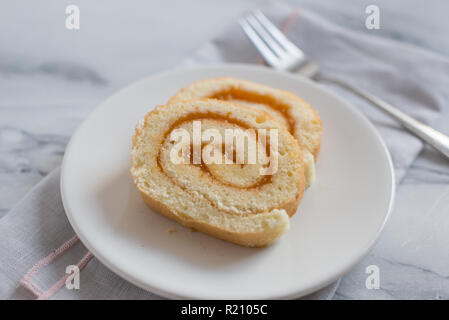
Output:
[
  {"xmin": 169, "ymin": 77, "xmax": 322, "ymax": 186},
  {"xmin": 131, "ymin": 99, "xmax": 305, "ymax": 247}
]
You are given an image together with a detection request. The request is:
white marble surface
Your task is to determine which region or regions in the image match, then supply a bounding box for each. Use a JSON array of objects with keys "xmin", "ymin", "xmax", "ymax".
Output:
[{"xmin": 1, "ymin": 0, "xmax": 449, "ymax": 299}]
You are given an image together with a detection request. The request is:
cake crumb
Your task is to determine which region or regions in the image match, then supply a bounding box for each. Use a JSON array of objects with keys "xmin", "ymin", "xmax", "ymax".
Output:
[{"xmin": 167, "ymin": 228, "xmax": 176, "ymax": 234}]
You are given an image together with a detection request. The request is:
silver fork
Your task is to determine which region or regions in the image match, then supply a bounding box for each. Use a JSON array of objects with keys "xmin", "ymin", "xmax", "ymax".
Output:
[{"xmin": 240, "ymin": 10, "xmax": 449, "ymax": 160}]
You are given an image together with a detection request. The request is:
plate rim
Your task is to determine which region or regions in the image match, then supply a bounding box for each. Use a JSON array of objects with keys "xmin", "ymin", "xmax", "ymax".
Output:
[{"xmin": 60, "ymin": 63, "xmax": 396, "ymax": 299}]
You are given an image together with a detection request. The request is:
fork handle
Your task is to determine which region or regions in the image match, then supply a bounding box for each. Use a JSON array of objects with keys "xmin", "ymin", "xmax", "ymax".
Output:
[{"xmin": 315, "ymin": 74, "xmax": 449, "ymax": 160}]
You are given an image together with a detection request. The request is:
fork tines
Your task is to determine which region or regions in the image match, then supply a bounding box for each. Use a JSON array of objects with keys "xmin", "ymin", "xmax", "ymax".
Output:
[{"xmin": 239, "ymin": 10, "xmax": 305, "ymax": 70}]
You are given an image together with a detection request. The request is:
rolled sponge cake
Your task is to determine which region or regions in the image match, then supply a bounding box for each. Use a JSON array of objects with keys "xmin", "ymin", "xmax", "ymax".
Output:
[
  {"xmin": 169, "ymin": 77, "xmax": 322, "ymax": 186},
  {"xmin": 131, "ymin": 99, "xmax": 305, "ymax": 247}
]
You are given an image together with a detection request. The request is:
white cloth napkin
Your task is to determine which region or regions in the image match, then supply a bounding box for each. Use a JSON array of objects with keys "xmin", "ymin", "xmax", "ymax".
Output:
[{"xmin": 1, "ymin": 2, "xmax": 448, "ymax": 299}]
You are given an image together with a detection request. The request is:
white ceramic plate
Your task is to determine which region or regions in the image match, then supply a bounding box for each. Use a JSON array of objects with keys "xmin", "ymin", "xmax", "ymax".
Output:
[{"xmin": 61, "ymin": 64, "xmax": 394, "ymax": 299}]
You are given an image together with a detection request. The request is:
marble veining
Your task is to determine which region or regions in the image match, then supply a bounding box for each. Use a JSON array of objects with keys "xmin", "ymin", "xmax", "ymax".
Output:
[{"xmin": 0, "ymin": 60, "xmax": 107, "ymax": 86}]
